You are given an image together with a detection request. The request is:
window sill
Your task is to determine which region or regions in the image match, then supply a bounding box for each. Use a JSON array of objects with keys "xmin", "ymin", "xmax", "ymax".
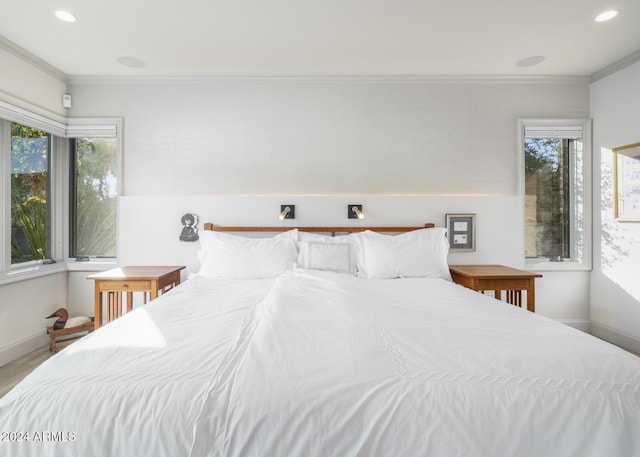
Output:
[
  {"xmin": 0, "ymin": 262, "xmax": 68, "ymax": 286},
  {"xmin": 524, "ymin": 259, "xmax": 592, "ymax": 272},
  {"xmin": 0, "ymin": 260, "xmax": 119, "ymax": 286},
  {"xmin": 66, "ymin": 259, "xmax": 118, "ymax": 272}
]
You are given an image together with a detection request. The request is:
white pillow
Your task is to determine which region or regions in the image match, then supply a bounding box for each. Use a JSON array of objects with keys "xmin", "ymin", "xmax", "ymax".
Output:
[
  {"xmin": 297, "ymin": 241, "xmax": 353, "ymax": 273},
  {"xmin": 298, "ymin": 231, "xmax": 349, "ymax": 243},
  {"xmin": 355, "ymin": 228, "xmax": 451, "ymax": 280},
  {"xmin": 196, "ymin": 230, "xmax": 298, "ymax": 279},
  {"xmin": 297, "ymin": 232, "xmax": 359, "ymax": 274}
]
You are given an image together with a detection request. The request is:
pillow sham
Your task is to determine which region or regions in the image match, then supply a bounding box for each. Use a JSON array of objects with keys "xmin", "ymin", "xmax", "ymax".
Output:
[
  {"xmin": 196, "ymin": 229, "xmax": 298, "ymax": 279},
  {"xmin": 297, "ymin": 232, "xmax": 359, "ymax": 274},
  {"xmin": 355, "ymin": 228, "xmax": 451, "ymax": 280},
  {"xmin": 297, "ymin": 241, "xmax": 353, "ymax": 274},
  {"xmin": 298, "ymin": 231, "xmax": 335, "ymax": 242}
]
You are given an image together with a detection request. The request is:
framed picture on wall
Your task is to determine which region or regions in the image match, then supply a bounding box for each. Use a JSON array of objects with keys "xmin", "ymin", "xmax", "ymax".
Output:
[
  {"xmin": 445, "ymin": 213, "xmax": 476, "ymax": 251},
  {"xmin": 613, "ymin": 142, "xmax": 640, "ymax": 222}
]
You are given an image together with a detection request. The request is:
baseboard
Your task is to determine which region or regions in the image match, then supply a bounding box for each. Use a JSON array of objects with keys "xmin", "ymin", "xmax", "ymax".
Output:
[
  {"xmin": 590, "ymin": 321, "xmax": 640, "ymax": 355},
  {"xmin": 557, "ymin": 319, "xmax": 590, "ymax": 333},
  {"xmin": 0, "ymin": 332, "xmax": 48, "ymax": 368}
]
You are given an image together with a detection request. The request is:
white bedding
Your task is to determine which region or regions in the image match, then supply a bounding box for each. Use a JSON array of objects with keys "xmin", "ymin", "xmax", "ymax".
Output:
[{"xmin": 2, "ymin": 269, "xmax": 640, "ymax": 456}]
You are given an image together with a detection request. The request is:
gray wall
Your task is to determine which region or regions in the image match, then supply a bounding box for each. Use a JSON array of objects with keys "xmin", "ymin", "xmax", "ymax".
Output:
[
  {"xmin": 68, "ymin": 78, "xmax": 589, "ymax": 196},
  {"xmin": 66, "ymin": 77, "xmax": 591, "ymax": 329}
]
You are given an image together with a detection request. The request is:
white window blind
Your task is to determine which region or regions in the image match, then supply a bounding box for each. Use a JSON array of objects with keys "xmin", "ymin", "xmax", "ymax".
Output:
[
  {"xmin": 0, "ymin": 100, "xmax": 119, "ymax": 138},
  {"xmin": 0, "ymin": 100, "xmax": 66, "ymax": 136},
  {"xmin": 524, "ymin": 124, "xmax": 583, "ymax": 139},
  {"xmin": 66, "ymin": 123, "xmax": 118, "ymax": 138}
]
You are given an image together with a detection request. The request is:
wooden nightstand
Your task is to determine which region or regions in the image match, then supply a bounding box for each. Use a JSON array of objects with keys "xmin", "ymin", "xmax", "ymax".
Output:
[
  {"xmin": 87, "ymin": 266, "xmax": 185, "ymax": 329},
  {"xmin": 449, "ymin": 265, "xmax": 542, "ymax": 312}
]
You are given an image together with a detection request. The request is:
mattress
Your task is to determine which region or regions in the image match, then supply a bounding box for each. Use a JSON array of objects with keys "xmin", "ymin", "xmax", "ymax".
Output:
[{"xmin": 1, "ymin": 269, "xmax": 639, "ymax": 457}]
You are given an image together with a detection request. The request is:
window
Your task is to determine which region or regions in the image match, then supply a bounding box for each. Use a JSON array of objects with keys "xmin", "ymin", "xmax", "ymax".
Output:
[
  {"xmin": 69, "ymin": 137, "xmax": 118, "ymax": 258},
  {"xmin": 1, "ymin": 102, "xmax": 65, "ymax": 278},
  {"xmin": 519, "ymin": 119, "xmax": 591, "ymax": 270},
  {"xmin": 0, "ymin": 101, "xmax": 121, "ymax": 281},
  {"xmin": 10, "ymin": 123, "xmax": 52, "ymax": 264},
  {"xmin": 524, "ymin": 136, "xmax": 573, "ymax": 259}
]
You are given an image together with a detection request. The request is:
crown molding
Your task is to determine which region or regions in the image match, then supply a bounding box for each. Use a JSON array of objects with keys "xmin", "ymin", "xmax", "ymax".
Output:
[
  {"xmin": 590, "ymin": 50, "xmax": 640, "ymax": 83},
  {"xmin": 66, "ymin": 73, "xmax": 590, "ymax": 86},
  {"xmin": 0, "ymin": 35, "xmax": 67, "ymax": 83}
]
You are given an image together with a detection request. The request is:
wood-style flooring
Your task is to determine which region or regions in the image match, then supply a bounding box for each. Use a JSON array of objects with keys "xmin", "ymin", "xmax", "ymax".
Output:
[{"xmin": 0, "ymin": 345, "xmax": 52, "ymax": 399}]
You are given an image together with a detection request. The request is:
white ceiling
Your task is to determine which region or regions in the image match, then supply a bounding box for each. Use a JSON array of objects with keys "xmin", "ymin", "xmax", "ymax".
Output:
[{"xmin": 1, "ymin": 0, "xmax": 639, "ymax": 78}]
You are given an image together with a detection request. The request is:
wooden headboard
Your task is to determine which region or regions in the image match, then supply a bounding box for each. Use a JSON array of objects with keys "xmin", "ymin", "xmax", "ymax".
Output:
[{"xmin": 203, "ymin": 223, "xmax": 435, "ymax": 237}]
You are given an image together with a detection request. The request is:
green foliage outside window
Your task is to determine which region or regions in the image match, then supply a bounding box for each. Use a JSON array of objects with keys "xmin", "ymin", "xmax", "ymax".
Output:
[
  {"xmin": 11, "ymin": 124, "xmax": 49, "ymax": 263},
  {"xmin": 7, "ymin": 121, "xmax": 118, "ymax": 264},
  {"xmin": 524, "ymin": 138, "xmax": 570, "ymax": 259},
  {"xmin": 73, "ymin": 137, "xmax": 117, "ymax": 257}
]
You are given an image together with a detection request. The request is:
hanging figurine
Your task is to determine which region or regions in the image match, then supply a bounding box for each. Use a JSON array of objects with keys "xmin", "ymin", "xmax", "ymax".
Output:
[{"xmin": 180, "ymin": 213, "xmax": 199, "ymax": 242}]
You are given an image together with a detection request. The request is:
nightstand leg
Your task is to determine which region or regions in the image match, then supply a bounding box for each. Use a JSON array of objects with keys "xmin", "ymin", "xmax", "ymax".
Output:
[
  {"xmin": 527, "ymin": 280, "xmax": 536, "ymax": 312},
  {"xmin": 94, "ymin": 286, "xmax": 102, "ymax": 330}
]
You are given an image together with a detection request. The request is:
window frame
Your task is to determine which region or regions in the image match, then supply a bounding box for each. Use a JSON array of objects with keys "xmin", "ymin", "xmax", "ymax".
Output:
[
  {"xmin": 517, "ymin": 118, "xmax": 592, "ymax": 272},
  {"xmin": 0, "ymin": 119, "xmax": 65, "ymax": 282},
  {"xmin": 68, "ymin": 136, "xmax": 120, "ymax": 260},
  {"xmin": 65, "ymin": 118, "xmax": 122, "ymax": 267}
]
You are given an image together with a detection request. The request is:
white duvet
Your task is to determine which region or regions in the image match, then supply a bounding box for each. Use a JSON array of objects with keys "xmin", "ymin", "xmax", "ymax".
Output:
[{"xmin": 1, "ymin": 269, "xmax": 640, "ymax": 457}]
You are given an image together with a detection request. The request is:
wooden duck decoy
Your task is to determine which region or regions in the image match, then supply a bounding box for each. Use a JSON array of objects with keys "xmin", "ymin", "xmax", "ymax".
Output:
[{"xmin": 46, "ymin": 308, "xmax": 94, "ymax": 330}]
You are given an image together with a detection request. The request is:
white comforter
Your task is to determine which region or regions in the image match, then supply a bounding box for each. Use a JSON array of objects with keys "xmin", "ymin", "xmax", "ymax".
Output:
[{"xmin": 1, "ymin": 269, "xmax": 640, "ymax": 457}]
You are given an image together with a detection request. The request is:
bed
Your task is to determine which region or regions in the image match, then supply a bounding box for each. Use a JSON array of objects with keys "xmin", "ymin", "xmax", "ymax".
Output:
[{"xmin": 1, "ymin": 224, "xmax": 640, "ymax": 457}]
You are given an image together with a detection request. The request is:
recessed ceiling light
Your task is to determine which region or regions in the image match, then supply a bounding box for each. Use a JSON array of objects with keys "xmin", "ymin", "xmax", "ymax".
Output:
[
  {"xmin": 516, "ymin": 55, "xmax": 546, "ymax": 67},
  {"xmin": 117, "ymin": 56, "xmax": 145, "ymax": 68},
  {"xmin": 55, "ymin": 10, "xmax": 78, "ymax": 23},
  {"xmin": 594, "ymin": 9, "xmax": 620, "ymax": 22}
]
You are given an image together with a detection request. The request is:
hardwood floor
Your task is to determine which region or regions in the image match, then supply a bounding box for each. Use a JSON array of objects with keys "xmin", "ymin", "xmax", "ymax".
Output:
[{"xmin": 0, "ymin": 345, "xmax": 52, "ymax": 399}]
